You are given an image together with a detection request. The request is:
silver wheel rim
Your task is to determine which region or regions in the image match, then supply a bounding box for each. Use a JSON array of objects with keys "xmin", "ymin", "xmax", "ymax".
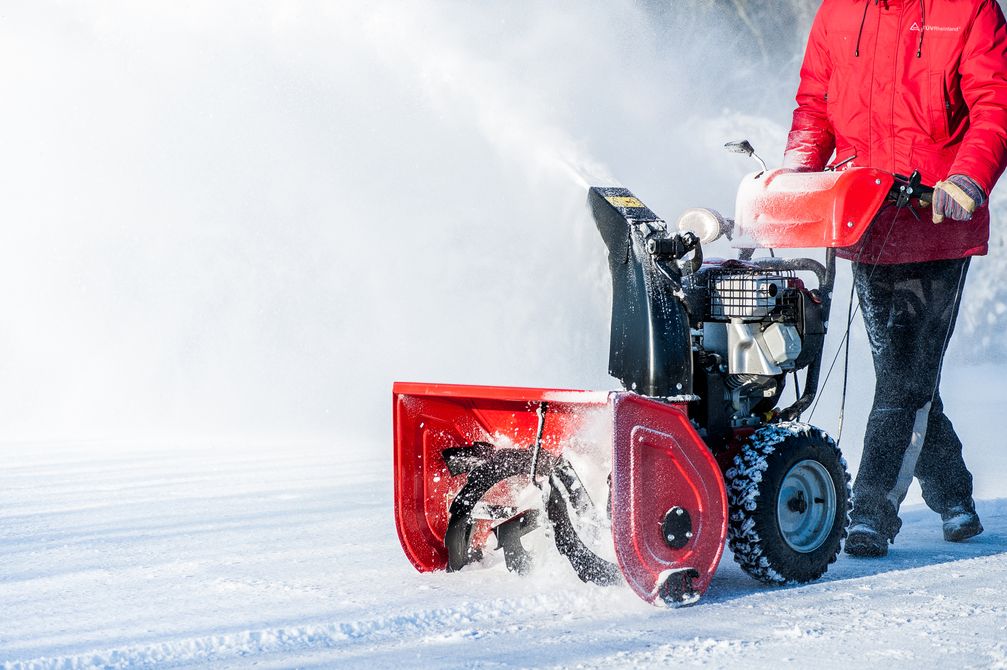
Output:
[{"xmin": 776, "ymin": 459, "xmax": 837, "ymax": 553}]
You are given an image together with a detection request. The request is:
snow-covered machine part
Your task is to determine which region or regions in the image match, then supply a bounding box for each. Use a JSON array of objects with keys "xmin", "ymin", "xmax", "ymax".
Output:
[
  {"xmin": 392, "ymin": 383, "xmax": 728, "ymax": 606},
  {"xmin": 677, "ymin": 208, "xmax": 730, "ymax": 245},
  {"xmin": 687, "ymin": 259, "xmax": 829, "ymax": 427},
  {"xmin": 709, "ymin": 273, "xmax": 786, "ymax": 320},
  {"xmin": 589, "ymin": 187, "xmax": 695, "ymax": 399},
  {"xmin": 733, "ymin": 167, "xmax": 893, "ymax": 249}
]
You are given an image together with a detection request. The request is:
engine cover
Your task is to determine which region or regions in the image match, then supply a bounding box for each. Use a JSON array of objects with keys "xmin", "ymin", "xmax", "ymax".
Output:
[{"xmin": 703, "ymin": 321, "xmax": 802, "ymax": 376}]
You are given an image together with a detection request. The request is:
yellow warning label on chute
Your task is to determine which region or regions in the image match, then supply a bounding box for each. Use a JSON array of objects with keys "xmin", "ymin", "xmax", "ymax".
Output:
[{"xmin": 606, "ymin": 196, "xmax": 646, "ymax": 209}]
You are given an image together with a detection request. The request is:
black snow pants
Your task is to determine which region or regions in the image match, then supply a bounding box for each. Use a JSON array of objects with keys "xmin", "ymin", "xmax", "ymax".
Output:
[{"xmin": 849, "ymin": 257, "xmax": 974, "ymax": 539}]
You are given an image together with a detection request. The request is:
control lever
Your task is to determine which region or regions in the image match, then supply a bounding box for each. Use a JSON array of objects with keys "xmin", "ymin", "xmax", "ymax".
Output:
[{"xmin": 890, "ymin": 170, "xmax": 934, "ymax": 221}]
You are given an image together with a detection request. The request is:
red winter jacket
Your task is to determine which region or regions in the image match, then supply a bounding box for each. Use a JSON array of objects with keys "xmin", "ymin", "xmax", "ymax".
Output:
[{"xmin": 785, "ymin": 0, "xmax": 1007, "ymax": 264}]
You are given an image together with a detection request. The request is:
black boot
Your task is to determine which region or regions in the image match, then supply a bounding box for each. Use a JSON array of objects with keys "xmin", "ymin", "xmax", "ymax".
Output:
[
  {"xmin": 845, "ymin": 523, "xmax": 891, "ymax": 557},
  {"xmin": 845, "ymin": 498, "xmax": 900, "ymax": 558},
  {"xmin": 942, "ymin": 502, "xmax": 983, "ymax": 542}
]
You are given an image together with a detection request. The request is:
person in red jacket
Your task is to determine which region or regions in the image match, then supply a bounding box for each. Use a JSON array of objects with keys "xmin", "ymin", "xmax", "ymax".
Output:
[{"xmin": 785, "ymin": 0, "xmax": 1007, "ymax": 557}]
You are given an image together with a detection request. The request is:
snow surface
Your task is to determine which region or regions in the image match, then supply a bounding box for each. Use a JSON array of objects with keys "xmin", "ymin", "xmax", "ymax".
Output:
[{"xmin": 3, "ymin": 366, "xmax": 1007, "ymax": 670}]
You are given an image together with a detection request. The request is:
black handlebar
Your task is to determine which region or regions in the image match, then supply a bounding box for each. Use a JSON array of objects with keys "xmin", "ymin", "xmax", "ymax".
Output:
[{"xmin": 888, "ymin": 170, "xmax": 934, "ymax": 207}]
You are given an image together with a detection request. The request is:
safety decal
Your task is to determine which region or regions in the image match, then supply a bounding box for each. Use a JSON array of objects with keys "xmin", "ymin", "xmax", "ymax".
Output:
[{"xmin": 606, "ymin": 196, "xmax": 646, "ymax": 209}]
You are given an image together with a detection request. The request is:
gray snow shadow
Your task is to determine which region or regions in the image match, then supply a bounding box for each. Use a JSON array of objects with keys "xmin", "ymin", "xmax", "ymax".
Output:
[{"xmin": 703, "ymin": 497, "xmax": 1007, "ymax": 603}]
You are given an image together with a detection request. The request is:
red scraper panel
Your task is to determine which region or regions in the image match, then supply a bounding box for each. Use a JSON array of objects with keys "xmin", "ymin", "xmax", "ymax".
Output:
[
  {"xmin": 734, "ymin": 167, "xmax": 894, "ymax": 249},
  {"xmin": 609, "ymin": 393, "xmax": 728, "ymax": 605}
]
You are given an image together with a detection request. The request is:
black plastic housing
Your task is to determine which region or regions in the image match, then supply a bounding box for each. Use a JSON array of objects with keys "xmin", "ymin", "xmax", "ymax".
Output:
[{"xmin": 588, "ymin": 187, "xmax": 693, "ymax": 398}]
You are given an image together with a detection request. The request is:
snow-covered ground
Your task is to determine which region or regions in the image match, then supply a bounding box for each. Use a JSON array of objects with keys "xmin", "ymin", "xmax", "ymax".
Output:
[{"xmin": 3, "ymin": 365, "xmax": 1006, "ymax": 669}]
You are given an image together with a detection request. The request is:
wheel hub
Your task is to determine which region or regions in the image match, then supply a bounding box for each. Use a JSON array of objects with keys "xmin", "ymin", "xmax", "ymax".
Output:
[{"xmin": 776, "ymin": 459, "xmax": 837, "ymax": 553}]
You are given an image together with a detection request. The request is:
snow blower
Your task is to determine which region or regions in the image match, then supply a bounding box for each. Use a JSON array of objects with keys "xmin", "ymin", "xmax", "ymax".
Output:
[{"xmin": 393, "ymin": 141, "xmax": 932, "ymax": 606}]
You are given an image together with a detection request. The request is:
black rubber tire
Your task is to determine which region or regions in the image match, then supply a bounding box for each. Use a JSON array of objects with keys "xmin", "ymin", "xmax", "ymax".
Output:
[{"xmin": 725, "ymin": 423, "xmax": 851, "ymax": 585}]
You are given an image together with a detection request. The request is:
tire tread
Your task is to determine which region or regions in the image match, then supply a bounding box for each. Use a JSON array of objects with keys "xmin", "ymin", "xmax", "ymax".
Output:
[{"xmin": 725, "ymin": 422, "xmax": 851, "ymax": 585}]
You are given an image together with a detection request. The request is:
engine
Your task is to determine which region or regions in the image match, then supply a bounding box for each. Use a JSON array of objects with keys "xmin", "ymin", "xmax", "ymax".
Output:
[
  {"xmin": 684, "ymin": 261, "xmax": 826, "ymax": 443},
  {"xmin": 586, "ymin": 186, "xmax": 831, "ymax": 446}
]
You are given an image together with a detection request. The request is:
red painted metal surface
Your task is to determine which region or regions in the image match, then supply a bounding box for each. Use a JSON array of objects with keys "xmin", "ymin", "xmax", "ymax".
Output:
[
  {"xmin": 609, "ymin": 394, "xmax": 728, "ymax": 604},
  {"xmin": 393, "ymin": 383, "xmax": 729, "ymax": 605},
  {"xmin": 392, "ymin": 382, "xmax": 610, "ymax": 572},
  {"xmin": 734, "ymin": 167, "xmax": 894, "ymax": 249}
]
